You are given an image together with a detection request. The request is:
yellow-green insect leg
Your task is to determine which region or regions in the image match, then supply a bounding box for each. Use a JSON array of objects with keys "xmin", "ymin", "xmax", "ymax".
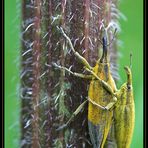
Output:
[
  {"xmin": 88, "ymin": 97, "xmax": 117, "ymax": 112},
  {"xmin": 88, "ymin": 98, "xmax": 107, "ymax": 110},
  {"xmin": 54, "ymin": 64, "xmax": 93, "ymax": 79},
  {"xmin": 66, "ymin": 100, "xmax": 88, "ymax": 124},
  {"xmin": 104, "ymin": 99, "xmax": 117, "ymax": 110},
  {"xmin": 56, "ymin": 100, "xmax": 88, "ymax": 131},
  {"xmin": 85, "ymin": 67, "xmax": 116, "ymax": 96},
  {"xmin": 60, "ymin": 27, "xmax": 93, "ymax": 70}
]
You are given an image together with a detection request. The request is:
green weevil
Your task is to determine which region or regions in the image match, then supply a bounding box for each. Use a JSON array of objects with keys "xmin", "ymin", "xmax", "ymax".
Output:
[
  {"xmin": 104, "ymin": 53, "xmax": 135, "ymax": 148},
  {"xmin": 54, "ymin": 27, "xmax": 135, "ymax": 148},
  {"xmin": 54, "ymin": 27, "xmax": 118, "ymax": 148},
  {"xmin": 114, "ymin": 64, "xmax": 135, "ymax": 148}
]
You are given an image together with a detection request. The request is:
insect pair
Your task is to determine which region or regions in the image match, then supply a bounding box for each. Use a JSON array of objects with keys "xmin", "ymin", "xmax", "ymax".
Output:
[{"xmin": 54, "ymin": 27, "xmax": 135, "ymax": 148}]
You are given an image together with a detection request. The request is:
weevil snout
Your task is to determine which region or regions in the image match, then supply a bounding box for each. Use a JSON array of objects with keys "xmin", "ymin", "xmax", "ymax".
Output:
[
  {"xmin": 99, "ymin": 27, "xmax": 117, "ymax": 64},
  {"xmin": 124, "ymin": 66, "xmax": 131, "ymax": 75},
  {"xmin": 100, "ymin": 36, "xmax": 108, "ymax": 63},
  {"xmin": 124, "ymin": 66, "xmax": 132, "ymax": 86}
]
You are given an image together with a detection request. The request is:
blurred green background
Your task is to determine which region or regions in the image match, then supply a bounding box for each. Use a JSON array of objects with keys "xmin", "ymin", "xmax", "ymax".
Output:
[{"xmin": 5, "ymin": 0, "xmax": 143, "ymax": 147}]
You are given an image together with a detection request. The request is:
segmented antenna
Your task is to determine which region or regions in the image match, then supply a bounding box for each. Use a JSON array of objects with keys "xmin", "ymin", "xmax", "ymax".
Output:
[
  {"xmin": 107, "ymin": 28, "xmax": 117, "ymax": 46},
  {"xmin": 130, "ymin": 53, "xmax": 132, "ymax": 69},
  {"xmin": 98, "ymin": 27, "xmax": 117, "ymax": 47},
  {"xmin": 99, "ymin": 28, "xmax": 117, "ymax": 63}
]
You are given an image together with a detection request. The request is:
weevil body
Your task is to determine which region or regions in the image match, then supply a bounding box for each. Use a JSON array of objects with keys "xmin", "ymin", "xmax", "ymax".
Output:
[
  {"xmin": 113, "ymin": 66, "xmax": 135, "ymax": 148},
  {"xmin": 88, "ymin": 62, "xmax": 116, "ymax": 148},
  {"xmin": 88, "ymin": 34, "xmax": 117, "ymax": 148},
  {"xmin": 55, "ymin": 28, "xmax": 126, "ymax": 148}
]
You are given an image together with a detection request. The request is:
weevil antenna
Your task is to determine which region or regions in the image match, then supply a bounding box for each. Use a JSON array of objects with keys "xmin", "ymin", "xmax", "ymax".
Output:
[
  {"xmin": 99, "ymin": 28, "xmax": 117, "ymax": 63},
  {"xmin": 98, "ymin": 25, "xmax": 107, "ymax": 46},
  {"xmin": 130, "ymin": 52, "xmax": 132, "ymax": 69},
  {"xmin": 99, "ymin": 22, "xmax": 117, "ymax": 46},
  {"xmin": 106, "ymin": 28, "xmax": 117, "ymax": 46}
]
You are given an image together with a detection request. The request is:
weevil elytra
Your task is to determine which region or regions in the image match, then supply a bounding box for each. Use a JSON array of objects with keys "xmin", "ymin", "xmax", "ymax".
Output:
[{"xmin": 54, "ymin": 27, "xmax": 118, "ymax": 148}]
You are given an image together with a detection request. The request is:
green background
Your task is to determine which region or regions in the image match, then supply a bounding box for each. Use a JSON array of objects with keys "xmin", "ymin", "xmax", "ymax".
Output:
[{"xmin": 5, "ymin": 0, "xmax": 143, "ymax": 147}]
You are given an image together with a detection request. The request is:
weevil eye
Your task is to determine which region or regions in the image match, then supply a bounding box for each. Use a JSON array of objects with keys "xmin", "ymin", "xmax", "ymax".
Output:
[{"xmin": 127, "ymin": 84, "xmax": 131, "ymax": 90}]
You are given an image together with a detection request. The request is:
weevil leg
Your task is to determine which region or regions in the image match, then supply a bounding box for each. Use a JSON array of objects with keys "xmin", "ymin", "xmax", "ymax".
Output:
[
  {"xmin": 53, "ymin": 63, "xmax": 93, "ymax": 79},
  {"xmin": 88, "ymin": 98, "xmax": 106, "ymax": 110},
  {"xmin": 85, "ymin": 67, "xmax": 116, "ymax": 97},
  {"xmin": 66, "ymin": 100, "xmax": 88, "ymax": 124},
  {"xmin": 56, "ymin": 100, "xmax": 88, "ymax": 131},
  {"xmin": 60, "ymin": 27, "xmax": 93, "ymax": 70},
  {"xmin": 88, "ymin": 97, "xmax": 117, "ymax": 111},
  {"xmin": 104, "ymin": 99, "xmax": 117, "ymax": 110}
]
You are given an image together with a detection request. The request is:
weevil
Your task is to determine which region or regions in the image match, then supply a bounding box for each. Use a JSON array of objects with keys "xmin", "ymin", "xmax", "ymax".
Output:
[
  {"xmin": 54, "ymin": 28, "xmax": 135, "ymax": 148},
  {"xmin": 87, "ymin": 30, "xmax": 118, "ymax": 148},
  {"xmin": 104, "ymin": 55, "xmax": 135, "ymax": 148},
  {"xmin": 113, "ymin": 62, "xmax": 135, "ymax": 148},
  {"xmin": 54, "ymin": 27, "xmax": 118, "ymax": 148}
]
